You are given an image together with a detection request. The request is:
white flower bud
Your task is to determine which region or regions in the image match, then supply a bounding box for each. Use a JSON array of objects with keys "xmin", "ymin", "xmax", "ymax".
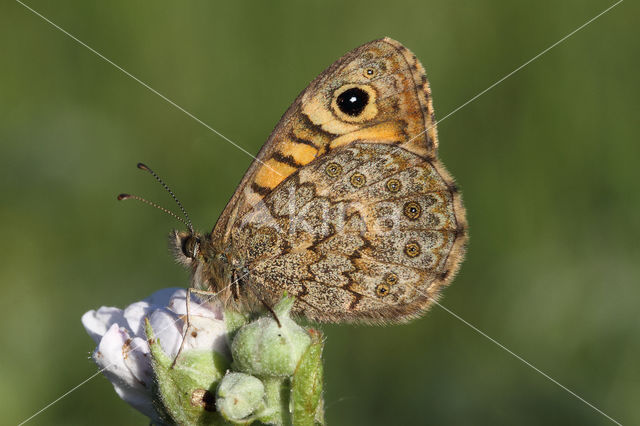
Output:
[
  {"xmin": 83, "ymin": 291, "xmax": 325, "ymax": 425},
  {"xmin": 82, "ymin": 288, "xmax": 229, "ymax": 422}
]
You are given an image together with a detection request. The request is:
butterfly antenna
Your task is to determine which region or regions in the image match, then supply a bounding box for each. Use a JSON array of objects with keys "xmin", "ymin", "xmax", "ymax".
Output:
[
  {"xmin": 117, "ymin": 193, "xmax": 190, "ymax": 230},
  {"xmin": 136, "ymin": 163, "xmax": 194, "ymax": 233}
]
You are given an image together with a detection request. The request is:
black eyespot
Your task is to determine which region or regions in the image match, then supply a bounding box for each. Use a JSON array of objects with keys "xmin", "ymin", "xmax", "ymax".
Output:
[{"xmin": 336, "ymin": 87, "xmax": 370, "ymax": 117}]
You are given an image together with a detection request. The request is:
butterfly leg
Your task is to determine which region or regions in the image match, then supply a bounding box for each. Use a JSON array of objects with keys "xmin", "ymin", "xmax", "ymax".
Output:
[
  {"xmin": 171, "ymin": 287, "xmax": 221, "ymax": 368},
  {"xmin": 242, "ymin": 278, "xmax": 281, "ymax": 328},
  {"xmin": 259, "ymin": 297, "xmax": 281, "ymax": 327}
]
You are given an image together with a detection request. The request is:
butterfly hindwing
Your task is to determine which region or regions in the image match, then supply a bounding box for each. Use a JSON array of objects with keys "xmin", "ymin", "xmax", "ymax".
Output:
[{"xmin": 230, "ymin": 143, "xmax": 466, "ymax": 322}]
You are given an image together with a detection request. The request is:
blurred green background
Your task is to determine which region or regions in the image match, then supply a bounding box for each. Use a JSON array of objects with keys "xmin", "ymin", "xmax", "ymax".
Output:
[{"xmin": 1, "ymin": 0, "xmax": 638, "ymax": 424}]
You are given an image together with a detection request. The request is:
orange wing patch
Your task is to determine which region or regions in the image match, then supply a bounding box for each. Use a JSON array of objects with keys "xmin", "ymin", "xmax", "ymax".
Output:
[
  {"xmin": 280, "ymin": 139, "xmax": 318, "ymax": 165},
  {"xmin": 329, "ymin": 121, "xmax": 405, "ymax": 150},
  {"xmin": 253, "ymin": 157, "xmax": 297, "ymax": 192},
  {"xmin": 213, "ymin": 38, "xmax": 441, "ymax": 242},
  {"xmin": 253, "ymin": 140, "xmax": 319, "ymax": 191}
]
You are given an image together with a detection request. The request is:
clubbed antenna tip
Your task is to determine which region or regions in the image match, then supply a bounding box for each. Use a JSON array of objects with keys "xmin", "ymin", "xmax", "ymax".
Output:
[{"xmin": 117, "ymin": 163, "xmax": 194, "ymax": 233}]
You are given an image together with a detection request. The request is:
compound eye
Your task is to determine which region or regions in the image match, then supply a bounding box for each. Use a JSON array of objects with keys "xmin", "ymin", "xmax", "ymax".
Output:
[{"xmin": 181, "ymin": 236, "xmax": 199, "ymax": 259}]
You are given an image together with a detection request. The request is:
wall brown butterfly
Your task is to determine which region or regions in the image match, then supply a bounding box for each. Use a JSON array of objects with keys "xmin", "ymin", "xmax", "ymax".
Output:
[{"xmin": 167, "ymin": 37, "xmax": 467, "ymax": 324}]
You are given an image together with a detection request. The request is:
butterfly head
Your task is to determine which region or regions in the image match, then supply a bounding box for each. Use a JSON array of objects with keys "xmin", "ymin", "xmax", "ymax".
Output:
[
  {"xmin": 172, "ymin": 230, "xmax": 201, "ymax": 265},
  {"xmin": 171, "ymin": 229, "xmax": 232, "ymax": 292}
]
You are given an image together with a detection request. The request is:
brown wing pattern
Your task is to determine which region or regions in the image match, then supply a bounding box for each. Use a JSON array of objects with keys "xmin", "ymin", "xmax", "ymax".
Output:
[
  {"xmin": 212, "ymin": 38, "xmax": 439, "ymax": 242},
  {"xmin": 230, "ymin": 143, "xmax": 466, "ymax": 323}
]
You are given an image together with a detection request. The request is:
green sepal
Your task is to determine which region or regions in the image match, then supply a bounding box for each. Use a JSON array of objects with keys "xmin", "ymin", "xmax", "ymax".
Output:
[
  {"xmin": 143, "ymin": 295, "xmax": 325, "ymax": 426},
  {"xmin": 224, "ymin": 308, "xmax": 250, "ymax": 339},
  {"xmin": 291, "ymin": 329, "xmax": 325, "ymax": 425}
]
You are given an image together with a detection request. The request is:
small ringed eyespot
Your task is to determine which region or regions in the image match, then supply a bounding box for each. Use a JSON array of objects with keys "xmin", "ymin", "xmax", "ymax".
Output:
[
  {"xmin": 404, "ymin": 241, "xmax": 421, "ymax": 258},
  {"xmin": 403, "ymin": 201, "xmax": 422, "ymax": 220},
  {"xmin": 376, "ymin": 283, "xmax": 391, "ymax": 298},
  {"xmin": 386, "ymin": 178, "xmax": 401, "ymax": 192},
  {"xmin": 350, "ymin": 172, "xmax": 366, "ymax": 187},
  {"xmin": 325, "ymin": 162, "xmax": 342, "ymax": 177},
  {"xmin": 363, "ymin": 68, "xmax": 376, "ymax": 78},
  {"xmin": 385, "ymin": 272, "xmax": 399, "ymax": 285}
]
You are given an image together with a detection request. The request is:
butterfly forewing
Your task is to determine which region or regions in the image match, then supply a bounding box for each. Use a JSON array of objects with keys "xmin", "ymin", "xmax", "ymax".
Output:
[
  {"xmin": 212, "ymin": 38, "xmax": 440, "ymax": 242},
  {"xmin": 203, "ymin": 38, "xmax": 466, "ymax": 323}
]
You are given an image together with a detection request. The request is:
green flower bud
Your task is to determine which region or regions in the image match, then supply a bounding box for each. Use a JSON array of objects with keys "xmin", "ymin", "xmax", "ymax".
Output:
[
  {"xmin": 145, "ymin": 318, "xmax": 230, "ymax": 425},
  {"xmin": 87, "ymin": 288, "xmax": 325, "ymax": 425},
  {"xmin": 216, "ymin": 372, "xmax": 265, "ymax": 422},
  {"xmin": 231, "ymin": 295, "xmax": 311, "ymax": 377}
]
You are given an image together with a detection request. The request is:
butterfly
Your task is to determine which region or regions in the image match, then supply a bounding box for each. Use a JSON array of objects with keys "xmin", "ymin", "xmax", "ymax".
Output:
[{"xmin": 169, "ymin": 37, "xmax": 467, "ymax": 324}]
